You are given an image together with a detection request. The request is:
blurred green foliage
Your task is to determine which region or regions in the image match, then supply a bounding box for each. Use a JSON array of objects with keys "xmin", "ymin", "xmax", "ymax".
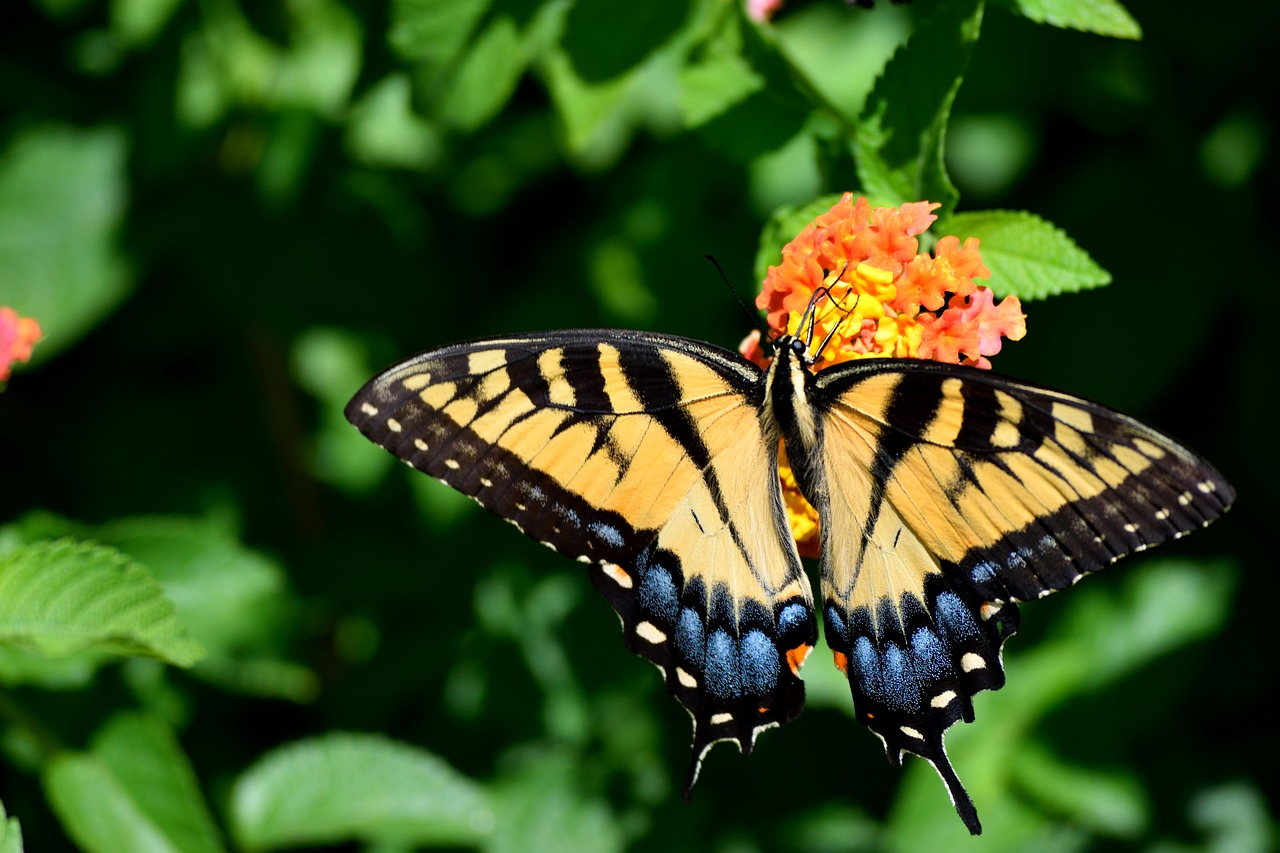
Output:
[{"xmin": 0, "ymin": 0, "xmax": 1272, "ymax": 850}]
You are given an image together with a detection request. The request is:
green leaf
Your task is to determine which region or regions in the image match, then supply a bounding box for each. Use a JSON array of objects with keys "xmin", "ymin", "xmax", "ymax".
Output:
[
  {"xmin": 485, "ymin": 749, "xmax": 624, "ymax": 853},
  {"xmin": 345, "ymin": 74, "xmax": 443, "ymax": 170},
  {"xmin": 938, "ymin": 209, "xmax": 1110, "ymax": 299},
  {"xmin": 1011, "ymin": 742, "xmax": 1148, "ymax": 837},
  {"xmin": 3, "ymin": 513, "xmax": 311, "ymax": 701},
  {"xmin": 688, "ymin": 15, "xmax": 815, "ymax": 163},
  {"xmin": 43, "ymin": 713, "xmax": 224, "ymax": 853},
  {"xmin": 0, "ymin": 124, "xmax": 132, "ymax": 361},
  {"xmin": 0, "ymin": 540, "xmax": 203, "ymax": 671},
  {"xmin": 854, "ymin": 0, "xmax": 983, "ymax": 216},
  {"xmin": 540, "ymin": 50, "xmax": 677, "ymax": 165},
  {"xmin": 561, "ymin": 0, "xmax": 687, "ymax": 83},
  {"xmin": 1189, "ymin": 783, "xmax": 1277, "ymax": 853},
  {"xmin": 0, "ymin": 799, "xmax": 24, "ymax": 853},
  {"xmin": 230, "ymin": 733, "xmax": 493, "ymax": 851},
  {"xmin": 390, "ymin": 0, "xmax": 492, "ymax": 78},
  {"xmin": 111, "ymin": 0, "xmax": 188, "ymax": 48},
  {"xmin": 679, "ymin": 30, "xmax": 764, "ymax": 129},
  {"xmin": 90, "ymin": 517, "xmax": 291, "ymax": 661},
  {"xmin": 440, "ymin": 15, "xmax": 527, "ymax": 131},
  {"xmin": 993, "ymin": 0, "xmax": 1141, "ymax": 40},
  {"xmin": 753, "ymin": 193, "xmax": 846, "ymax": 286}
]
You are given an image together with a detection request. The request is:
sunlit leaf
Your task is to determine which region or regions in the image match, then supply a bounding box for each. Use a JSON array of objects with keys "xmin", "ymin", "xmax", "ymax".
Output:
[
  {"xmin": 0, "ymin": 125, "xmax": 131, "ymax": 361},
  {"xmin": 0, "ymin": 799, "xmax": 23, "ymax": 853},
  {"xmin": 390, "ymin": 0, "xmax": 491, "ymax": 81},
  {"xmin": 679, "ymin": 32, "xmax": 764, "ymax": 129},
  {"xmin": 0, "ymin": 540, "xmax": 202, "ymax": 672},
  {"xmin": 939, "ymin": 209, "xmax": 1110, "ymax": 299},
  {"xmin": 230, "ymin": 733, "xmax": 493, "ymax": 851},
  {"xmin": 854, "ymin": 0, "xmax": 983, "ymax": 215},
  {"xmin": 485, "ymin": 749, "xmax": 624, "ymax": 853},
  {"xmin": 346, "ymin": 74, "xmax": 443, "ymax": 169},
  {"xmin": 993, "ymin": 0, "xmax": 1141, "ymax": 39},
  {"xmin": 1, "ymin": 515, "xmax": 308, "ymax": 699},
  {"xmin": 43, "ymin": 713, "xmax": 224, "ymax": 853},
  {"xmin": 441, "ymin": 16, "xmax": 526, "ymax": 131},
  {"xmin": 1188, "ymin": 783, "xmax": 1276, "ymax": 853},
  {"xmin": 1011, "ymin": 742, "xmax": 1148, "ymax": 837}
]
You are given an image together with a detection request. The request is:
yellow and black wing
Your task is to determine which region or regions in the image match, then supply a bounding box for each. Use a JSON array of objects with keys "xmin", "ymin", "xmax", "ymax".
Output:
[
  {"xmin": 806, "ymin": 359, "xmax": 1234, "ymax": 834},
  {"xmin": 345, "ymin": 330, "xmax": 817, "ymax": 783}
]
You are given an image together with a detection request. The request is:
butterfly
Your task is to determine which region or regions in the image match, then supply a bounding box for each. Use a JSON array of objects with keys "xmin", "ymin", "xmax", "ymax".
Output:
[{"xmin": 345, "ymin": 315, "xmax": 1233, "ymax": 834}]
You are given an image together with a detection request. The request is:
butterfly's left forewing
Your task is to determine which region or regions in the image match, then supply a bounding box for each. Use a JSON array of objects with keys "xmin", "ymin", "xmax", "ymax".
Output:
[
  {"xmin": 806, "ymin": 360, "xmax": 1233, "ymax": 834},
  {"xmin": 346, "ymin": 331, "xmax": 818, "ymax": 785}
]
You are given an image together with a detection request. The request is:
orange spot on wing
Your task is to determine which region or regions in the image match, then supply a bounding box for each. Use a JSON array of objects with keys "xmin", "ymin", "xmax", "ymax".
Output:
[
  {"xmin": 786, "ymin": 643, "xmax": 813, "ymax": 674},
  {"xmin": 832, "ymin": 650, "xmax": 849, "ymax": 675}
]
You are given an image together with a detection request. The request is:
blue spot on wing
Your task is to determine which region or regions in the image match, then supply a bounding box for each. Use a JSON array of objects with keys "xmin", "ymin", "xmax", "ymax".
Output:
[
  {"xmin": 778, "ymin": 602, "xmax": 809, "ymax": 634},
  {"xmin": 705, "ymin": 629, "xmax": 740, "ymax": 699},
  {"xmin": 589, "ymin": 521, "xmax": 625, "ymax": 548},
  {"xmin": 970, "ymin": 560, "xmax": 999, "ymax": 585},
  {"xmin": 853, "ymin": 636, "xmax": 881, "ymax": 702},
  {"xmin": 740, "ymin": 630, "xmax": 780, "ymax": 694},
  {"xmin": 934, "ymin": 591, "xmax": 978, "ymax": 644},
  {"xmin": 910, "ymin": 626, "xmax": 952, "ymax": 681},
  {"xmin": 675, "ymin": 608, "xmax": 705, "ymax": 668},
  {"xmin": 638, "ymin": 564, "xmax": 678, "ymax": 623},
  {"xmin": 880, "ymin": 643, "xmax": 919, "ymax": 712}
]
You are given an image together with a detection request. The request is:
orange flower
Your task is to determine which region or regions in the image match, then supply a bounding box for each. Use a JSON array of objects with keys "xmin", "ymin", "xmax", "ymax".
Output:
[
  {"xmin": 747, "ymin": 193, "xmax": 1026, "ymax": 554},
  {"xmin": 0, "ymin": 307, "xmax": 42, "ymax": 382}
]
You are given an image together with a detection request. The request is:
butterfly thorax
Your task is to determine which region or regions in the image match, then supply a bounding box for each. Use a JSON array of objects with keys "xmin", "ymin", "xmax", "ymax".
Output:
[{"xmin": 766, "ymin": 335, "xmax": 826, "ymax": 500}]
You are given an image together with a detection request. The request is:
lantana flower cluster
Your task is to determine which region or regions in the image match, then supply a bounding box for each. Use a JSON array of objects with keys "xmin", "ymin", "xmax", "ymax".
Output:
[
  {"xmin": 741, "ymin": 193, "xmax": 1026, "ymax": 555},
  {"xmin": 0, "ymin": 307, "xmax": 42, "ymax": 382}
]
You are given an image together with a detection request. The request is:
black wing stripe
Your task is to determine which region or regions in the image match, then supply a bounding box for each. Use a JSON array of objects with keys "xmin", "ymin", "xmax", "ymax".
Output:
[{"xmin": 347, "ymin": 331, "xmax": 820, "ymax": 799}]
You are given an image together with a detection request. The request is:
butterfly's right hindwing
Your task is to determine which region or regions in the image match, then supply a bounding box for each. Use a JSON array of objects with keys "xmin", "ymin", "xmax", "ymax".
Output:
[
  {"xmin": 345, "ymin": 330, "xmax": 818, "ymax": 785},
  {"xmin": 798, "ymin": 357, "xmax": 1233, "ymax": 834}
]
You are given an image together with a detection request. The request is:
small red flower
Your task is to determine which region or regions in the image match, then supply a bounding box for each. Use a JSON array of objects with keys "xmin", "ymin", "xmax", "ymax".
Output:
[{"xmin": 0, "ymin": 307, "xmax": 43, "ymax": 382}]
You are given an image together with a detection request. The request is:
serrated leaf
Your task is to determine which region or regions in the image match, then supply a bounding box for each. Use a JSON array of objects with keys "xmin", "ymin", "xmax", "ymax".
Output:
[
  {"xmin": 0, "ymin": 540, "xmax": 203, "ymax": 670},
  {"xmin": 854, "ymin": 0, "xmax": 983, "ymax": 216},
  {"xmin": 0, "ymin": 125, "xmax": 132, "ymax": 361},
  {"xmin": 938, "ymin": 209, "xmax": 1110, "ymax": 299},
  {"xmin": 753, "ymin": 193, "xmax": 847, "ymax": 285},
  {"xmin": 3, "ymin": 513, "xmax": 311, "ymax": 700},
  {"xmin": 43, "ymin": 714, "xmax": 224, "ymax": 853},
  {"xmin": 0, "ymin": 799, "xmax": 23, "ymax": 853},
  {"xmin": 91, "ymin": 517, "xmax": 290, "ymax": 660},
  {"xmin": 993, "ymin": 0, "xmax": 1141, "ymax": 39},
  {"xmin": 230, "ymin": 733, "xmax": 493, "ymax": 851}
]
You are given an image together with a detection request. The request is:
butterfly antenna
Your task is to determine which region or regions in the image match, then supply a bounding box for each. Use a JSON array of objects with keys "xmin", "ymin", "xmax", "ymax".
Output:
[
  {"xmin": 814, "ymin": 291, "xmax": 860, "ymax": 359},
  {"xmin": 704, "ymin": 255, "xmax": 765, "ymax": 337}
]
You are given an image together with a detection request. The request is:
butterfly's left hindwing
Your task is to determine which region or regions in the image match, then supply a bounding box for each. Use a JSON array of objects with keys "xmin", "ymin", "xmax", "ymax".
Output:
[
  {"xmin": 345, "ymin": 331, "xmax": 818, "ymax": 783},
  {"xmin": 794, "ymin": 358, "xmax": 1234, "ymax": 834}
]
